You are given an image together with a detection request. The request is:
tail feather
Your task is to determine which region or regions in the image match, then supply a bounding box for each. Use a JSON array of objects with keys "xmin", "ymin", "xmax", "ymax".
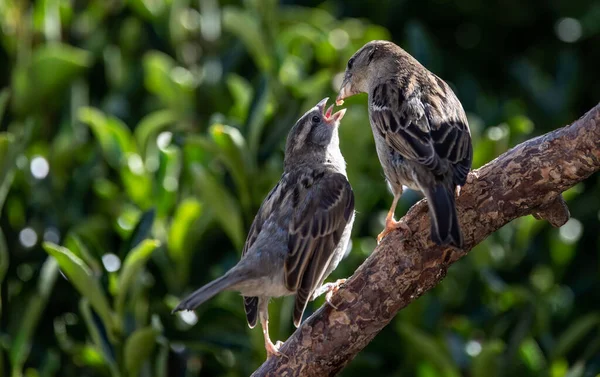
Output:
[
  {"xmin": 172, "ymin": 270, "xmax": 245, "ymax": 313},
  {"xmin": 426, "ymin": 184, "xmax": 463, "ymax": 248}
]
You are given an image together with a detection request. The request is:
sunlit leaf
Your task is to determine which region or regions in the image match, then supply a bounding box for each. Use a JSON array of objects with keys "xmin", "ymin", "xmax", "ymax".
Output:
[
  {"xmin": 12, "ymin": 44, "xmax": 92, "ymax": 114},
  {"xmin": 222, "ymin": 7, "xmax": 273, "ymax": 72},
  {"xmin": 115, "ymin": 239, "xmax": 161, "ymax": 316},
  {"xmin": 79, "ymin": 299, "xmax": 119, "ymax": 376},
  {"xmin": 124, "ymin": 327, "xmax": 159, "ymax": 377},
  {"xmin": 10, "ymin": 258, "xmax": 59, "ymax": 370},
  {"xmin": 226, "ymin": 74, "xmax": 253, "ymax": 121},
  {"xmin": 209, "ymin": 123, "xmax": 252, "ymax": 210},
  {"xmin": 78, "ymin": 107, "xmax": 134, "ymax": 168},
  {"xmin": 64, "ymin": 233, "xmax": 103, "ymax": 276},
  {"xmin": 246, "ymin": 75, "xmax": 271, "ymax": 157},
  {"xmin": 155, "ymin": 146, "xmax": 181, "ymax": 216},
  {"xmin": 143, "ymin": 51, "xmax": 195, "ymax": 112},
  {"xmin": 125, "ymin": 208, "xmax": 156, "ymax": 252},
  {"xmin": 551, "ymin": 313, "xmax": 600, "ymax": 359},
  {"xmin": 134, "ymin": 110, "xmax": 179, "ymax": 154},
  {"xmin": 519, "ymin": 338, "xmax": 546, "ymax": 372},
  {"xmin": 169, "ymin": 198, "xmax": 203, "ymax": 263},
  {"xmin": 43, "ymin": 243, "xmax": 117, "ymax": 335},
  {"xmin": 190, "ymin": 164, "xmax": 244, "ymax": 249}
]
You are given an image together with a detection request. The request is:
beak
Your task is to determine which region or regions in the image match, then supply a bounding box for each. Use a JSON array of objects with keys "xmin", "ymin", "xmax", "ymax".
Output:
[
  {"xmin": 316, "ymin": 97, "xmax": 329, "ymax": 114},
  {"xmin": 331, "ymin": 108, "xmax": 347, "ymax": 123},
  {"xmin": 336, "ymin": 78, "xmax": 351, "ymax": 106}
]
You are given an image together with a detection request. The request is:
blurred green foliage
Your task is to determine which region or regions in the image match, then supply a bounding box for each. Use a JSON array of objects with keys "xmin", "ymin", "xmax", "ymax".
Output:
[{"xmin": 1, "ymin": 0, "xmax": 599, "ymax": 376}]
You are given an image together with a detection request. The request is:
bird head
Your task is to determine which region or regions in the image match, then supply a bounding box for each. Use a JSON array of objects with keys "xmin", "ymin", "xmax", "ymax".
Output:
[
  {"xmin": 337, "ymin": 40, "xmax": 398, "ymax": 105},
  {"xmin": 284, "ymin": 97, "xmax": 347, "ymax": 168}
]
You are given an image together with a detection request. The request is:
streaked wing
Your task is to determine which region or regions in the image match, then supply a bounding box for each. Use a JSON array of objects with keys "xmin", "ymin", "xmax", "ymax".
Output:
[
  {"xmin": 371, "ymin": 80, "xmax": 472, "ymax": 184},
  {"xmin": 284, "ymin": 172, "xmax": 354, "ymax": 326},
  {"xmin": 240, "ymin": 179, "xmax": 284, "ymax": 327}
]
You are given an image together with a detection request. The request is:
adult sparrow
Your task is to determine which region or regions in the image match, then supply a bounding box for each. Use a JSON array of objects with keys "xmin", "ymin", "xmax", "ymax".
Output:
[
  {"xmin": 337, "ymin": 40, "xmax": 472, "ymax": 248},
  {"xmin": 173, "ymin": 98, "xmax": 355, "ymax": 358}
]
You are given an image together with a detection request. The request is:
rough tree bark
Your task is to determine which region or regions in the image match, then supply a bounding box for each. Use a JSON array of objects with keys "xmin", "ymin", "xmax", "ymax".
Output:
[{"xmin": 251, "ymin": 103, "xmax": 600, "ymax": 377}]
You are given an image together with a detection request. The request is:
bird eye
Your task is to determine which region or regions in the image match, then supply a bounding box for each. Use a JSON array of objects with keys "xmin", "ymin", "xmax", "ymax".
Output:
[
  {"xmin": 311, "ymin": 115, "xmax": 320, "ymax": 124},
  {"xmin": 347, "ymin": 57, "xmax": 354, "ymax": 69}
]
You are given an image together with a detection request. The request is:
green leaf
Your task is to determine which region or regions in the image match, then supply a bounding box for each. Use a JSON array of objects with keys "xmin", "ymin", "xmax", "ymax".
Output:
[
  {"xmin": 226, "ymin": 74, "xmax": 253, "ymax": 121},
  {"xmin": 125, "ymin": 208, "xmax": 156, "ymax": 252},
  {"xmin": 143, "ymin": 51, "xmax": 194, "ymax": 112},
  {"xmin": 397, "ymin": 323, "xmax": 460, "ymax": 377},
  {"xmin": 0, "ymin": 88, "xmax": 10, "ymax": 123},
  {"xmin": 63, "ymin": 233, "xmax": 103, "ymax": 276},
  {"xmin": 155, "ymin": 145, "xmax": 181, "ymax": 216},
  {"xmin": 12, "ymin": 43, "xmax": 92, "ymax": 114},
  {"xmin": 190, "ymin": 164, "xmax": 244, "ymax": 249},
  {"xmin": 246, "ymin": 75, "xmax": 271, "ymax": 158},
  {"xmin": 209, "ymin": 124, "xmax": 252, "ymax": 210},
  {"xmin": 10, "ymin": 258, "xmax": 59, "ymax": 372},
  {"xmin": 79, "ymin": 299, "xmax": 120, "ymax": 377},
  {"xmin": 134, "ymin": 110, "xmax": 179, "ymax": 154},
  {"xmin": 222, "ymin": 7, "xmax": 273, "ymax": 72},
  {"xmin": 519, "ymin": 337, "xmax": 546, "ymax": 372},
  {"xmin": 0, "ymin": 121, "xmax": 33, "ymax": 213},
  {"xmin": 169, "ymin": 198, "xmax": 203, "ymax": 263},
  {"xmin": 43, "ymin": 242, "xmax": 117, "ymax": 336},
  {"xmin": 471, "ymin": 340, "xmax": 505, "ymax": 377},
  {"xmin": 0, "ymin": 228, "xmax": 7, "ymax": 284},
  {"xmin": 564, "ymin": 361, "xmax": 585, "ymax": 377},
  {"xmin": 124, "ymin": 327, "xmax": 159, "ymax": 377},
  {"xmin": 115, "ymin": 239, "xmax": 161, "ymax": 316},
  {"xmin": 0, "ymin": 133, "xmax": 16, "ymax": 214},
  {"xmin": 551, "ymin": 313, "xmax": 600, "ymax": 359},
  {"xmin": 78, "ymin": 107, "xmax": 134, "ymax": 168}
]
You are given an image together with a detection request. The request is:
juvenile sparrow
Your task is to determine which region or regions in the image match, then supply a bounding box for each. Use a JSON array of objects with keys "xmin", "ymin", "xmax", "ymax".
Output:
[
  {"xmin": 337, "ymin": 40, "xmax": 472, "ymax": 248},
  {"xmin": 173, "ymin": 98, "xmax": 355, "ymax": 358}
]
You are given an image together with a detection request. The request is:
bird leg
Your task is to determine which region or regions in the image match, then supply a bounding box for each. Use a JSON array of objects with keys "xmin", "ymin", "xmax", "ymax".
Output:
[
  {"xmin": 312, "ymin": 278, "xmax": 346, "ymax": 309},
  {"xmin": 455, "ymin": 185, "xmax": 462, "ymax": 197},
  {"xmin": 259, "ymin": 304, "xmax": 286, "ymax": 358},
  {"xmin": 377, "ymin": 193, "xmax": 411, "ymax": 244}
]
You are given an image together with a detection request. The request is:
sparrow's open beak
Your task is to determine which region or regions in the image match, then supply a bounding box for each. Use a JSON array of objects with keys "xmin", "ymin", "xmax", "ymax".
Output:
[
  {"xmin": 330, "ymin": 108, "xmax": 347, "ymax": 123},
  {"xmin": 316, "ymin": 97, "xmax": 329, "ymax": 114},
  {"xmin": 316, "ymin": 97, "xmax": 346, "ymax": 125}
]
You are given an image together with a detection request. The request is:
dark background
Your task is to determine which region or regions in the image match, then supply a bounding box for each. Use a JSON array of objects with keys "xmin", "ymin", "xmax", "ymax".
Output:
[{"xmin": 1, "ymin": 0, "xmax": 599, "ymax": 376}]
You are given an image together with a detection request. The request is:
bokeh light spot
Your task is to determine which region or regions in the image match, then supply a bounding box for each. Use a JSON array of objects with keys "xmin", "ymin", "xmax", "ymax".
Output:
[
  {"xmin": 179, "ymin": 310, "xmax": 198, "ymax": 325},
  {"xmin": 127, "ymin": 154, "xmax": 145, "ymax": 175},
  {"xmin": 43, "ymin": 227, "xmax": 61, "ymax": 244},
  {"xmin": 555, "ymin": 18, "xmax": 582, "ymax": 43},
  {"xmin": 559, "ymin": 218, "xmax": 582, "ymax": 243},
  {"xmin": 30, "ymin": 156, "xmax": 50, "ymax": 179},
  {"xmin": 163, "ymin": 177, "xmax": 179, "ymax": 192},
  {"xmin": 332, "ymin": 72, "xmax": 345, "ymax": 92},
  {"xmin": 19, "ymin": 227, "xmax": 38, "ymax": 248},
  {"xmin": 102, "ymin": 253, "xmax": 122, "ymax": 272},
  {"xmin": 157, "ymin": 131, "xmax": 173, "ymax": 150},
  {"xmin": 329, "ymin": 29, "xmax": 349, "ymax": 50},
  {"xmin": 466, "ymin": 340, "xmax": 482, "ymax": 356}
]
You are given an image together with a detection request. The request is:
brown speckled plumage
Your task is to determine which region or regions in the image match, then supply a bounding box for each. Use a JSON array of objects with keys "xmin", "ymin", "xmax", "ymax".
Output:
[
  {"xmin": 173, "ymin": 98, "xmax": 355, "ymax": 358},
  {"xmin": 338, "ymin": 40, "xmax": 472, "ymax": 247}
]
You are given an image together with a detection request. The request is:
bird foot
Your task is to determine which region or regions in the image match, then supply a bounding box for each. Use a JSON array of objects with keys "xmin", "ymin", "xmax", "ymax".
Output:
[
  {"xmin": 265, "ymin": 339, "xmax": 287, "ymax": 359},
  {"xmin": 377, "ymin": 218, "xmax": 411, "ymax": 244},
  {"xmin": 323, "ymin": 279, "xmax": 346, "ymax": 310}
]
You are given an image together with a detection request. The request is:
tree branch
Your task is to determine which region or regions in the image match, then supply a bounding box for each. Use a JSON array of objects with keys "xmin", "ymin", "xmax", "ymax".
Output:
[{"xmin": 252, "ymin": 103, "xmax": 600, "ymax": 377}]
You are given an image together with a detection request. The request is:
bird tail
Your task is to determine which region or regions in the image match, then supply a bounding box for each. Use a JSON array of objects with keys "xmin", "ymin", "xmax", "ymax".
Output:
[
  {"xmin": 426, "ymin": 184, "xmax": 463, "ymax": 248},
  {"xmin": 172, "ymin": 269, "xmax": 246, "ymax": 313}
]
